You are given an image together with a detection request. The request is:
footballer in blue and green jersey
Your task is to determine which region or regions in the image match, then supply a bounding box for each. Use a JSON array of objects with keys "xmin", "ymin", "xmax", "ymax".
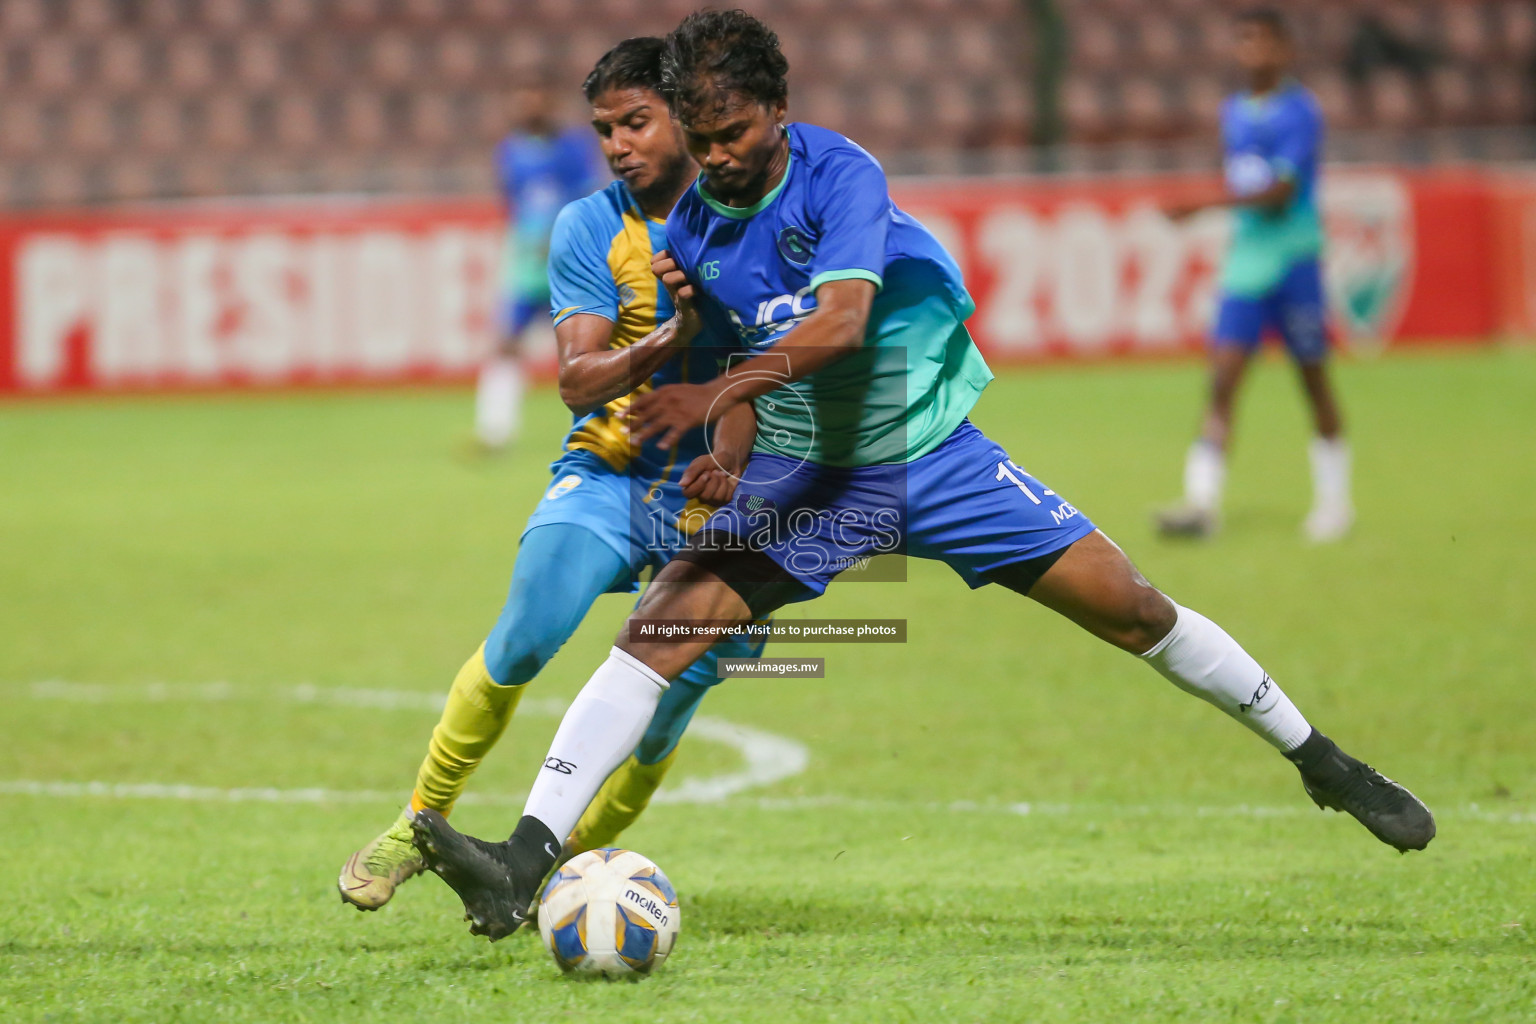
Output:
[
  {"xmin": 1219, "ymin": 81, "xmax": 1324, "ymax": 298},
  {"xmin": 1158, "ymin": 9, "xmax": 1351, "ymax": 542},
  {"xmin": 1210, "ymin": 79, "xmax": 1331, "ymax": 365},
  {"xmin": 665, "ymin": 122, "xmax": 993, "ymax": 468},
  {"xmin": 655, "ymin": 119, "xmax": 1092, "ymax": 602}
]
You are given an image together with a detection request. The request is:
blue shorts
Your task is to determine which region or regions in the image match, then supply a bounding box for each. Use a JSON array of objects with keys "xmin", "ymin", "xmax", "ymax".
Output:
[
  {"xmin": 1213, "ymin": 259, "xmax": 1330, "ymax": 365},
  {"xmin": 501, "ymin": 292, "xmax": 550, "ymax": 338},
  {"xmin": 522, "ymin": 449, "xmax": 697, "ymax": 594},
  {"xmin": 685, "ymin": 420, "xmax": 1097, "ymax": 603}
]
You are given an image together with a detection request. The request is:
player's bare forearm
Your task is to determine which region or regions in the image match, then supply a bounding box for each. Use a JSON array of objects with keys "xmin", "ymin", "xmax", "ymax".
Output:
[
  {"xmin": 710, "ymin": 400, "xmax": 757, "ymax": 475},
  {"xmin": 1167, "ymin": 179, "xmax": 1295, "ymax": 221},
  {"xmin": 680, "ymin": 403, "xmax": 757, "ymax": 504},
  {"xmin": 628, "ymin": 279, "xmax": 874, "ymax": 449},
  {"xmin": 556, "ymin": 312, "xmax": 699, "ymax": 415},
  {"xmin": 714, "ymin": 278, "xmax": 875, "ymax": 405}
]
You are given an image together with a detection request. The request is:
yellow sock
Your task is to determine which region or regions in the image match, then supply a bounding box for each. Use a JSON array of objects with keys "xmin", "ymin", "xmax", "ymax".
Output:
[
  {"xmin": 409, "ymin": 643, "xmax": 525, "ymax": 816},
  {"xmin": 566, "ymin": 746, "xmax": 681, "ymax": 854}
]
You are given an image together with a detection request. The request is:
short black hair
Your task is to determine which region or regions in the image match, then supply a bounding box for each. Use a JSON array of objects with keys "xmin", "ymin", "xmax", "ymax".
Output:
[
  {"xmin": 583, "ymin": 36, "xmax": 668, "ymax": 102},
  {"xmin": 661, "ymin": 9, "xmax": 789, "ymax": 121},
  {"xmin": 1236, "ymin": 7, "xmax": 1288, "ymax": 39}
]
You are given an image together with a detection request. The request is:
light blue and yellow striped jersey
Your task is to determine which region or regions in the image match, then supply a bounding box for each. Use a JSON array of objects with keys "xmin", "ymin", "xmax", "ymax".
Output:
[{"xmin": 548, "ymin": 179, "xmax": 732, "ymax": 487}]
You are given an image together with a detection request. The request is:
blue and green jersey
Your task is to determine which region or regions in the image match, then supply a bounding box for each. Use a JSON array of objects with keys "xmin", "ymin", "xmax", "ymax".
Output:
[
  {"xmin": 1220, "ymin": 81, "xmax": 1325, "ymax": 298},
  {"xmin": 496, "ymin": 128, "xmax": 602, "ymax": 296},
  {"xmin": 664, "ymin": 123, "xmax": 993, "ymax": 468}
]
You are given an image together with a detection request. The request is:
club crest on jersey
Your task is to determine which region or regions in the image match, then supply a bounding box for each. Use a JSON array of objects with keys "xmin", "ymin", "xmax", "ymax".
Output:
[
  {"xmin": 545, "ymin": 474, "xmax": 583, "ymax": 500},
  {"xmin": 777, "ymin": 225, "xmax": 814, "ymax": 266}
]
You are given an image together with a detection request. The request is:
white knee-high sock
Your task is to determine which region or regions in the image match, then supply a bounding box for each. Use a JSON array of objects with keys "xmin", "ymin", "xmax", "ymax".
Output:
[
  {"xmin": 1140, "ymin": 604, "xmax": 1312, "ymax": 752},
  {"xmin": 474, "ymin": 356, "xmax": 524, "ymax": 448},
  {"xmin": 522, "ymin": 647, "xmax": 668, "ymax": 843},
  {"xmin": 1183, "ymin": 440, "xmax": 1226, "ymax": 512},
  {"xmin": 1309, "ymin": 436, "xmax": 1351, "ymax": 511}
]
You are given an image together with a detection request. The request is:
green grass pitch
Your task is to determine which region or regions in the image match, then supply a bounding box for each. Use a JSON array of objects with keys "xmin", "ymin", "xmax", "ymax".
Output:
[{"xmin": 2, "ymin": 346, "xmax": 1532, "ymax": 1022}]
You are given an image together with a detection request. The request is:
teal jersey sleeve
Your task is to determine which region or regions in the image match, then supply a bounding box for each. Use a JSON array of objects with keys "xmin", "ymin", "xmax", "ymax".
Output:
[{"xmin": 548, "ymin": 199, "xmax": 620, "ymax": 327}]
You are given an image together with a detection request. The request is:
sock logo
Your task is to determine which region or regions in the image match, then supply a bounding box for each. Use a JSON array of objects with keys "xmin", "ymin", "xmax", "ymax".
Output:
[
  {"xmin": 1239, "ymin": 675, "xmax": 1272, "ymax": 713},
  {"xmin": 542, "ymin": 756, "xmax": 577, "ymax": 775}
]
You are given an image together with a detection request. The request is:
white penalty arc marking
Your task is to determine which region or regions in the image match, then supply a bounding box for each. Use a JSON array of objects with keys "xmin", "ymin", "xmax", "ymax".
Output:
[
  {"xmin": 5, "ymin": 683, "xmax": 1534, "ymax": 827},
  {"xmin": 4, "ymin": 681, "xmax": 808, "ymax": 807}
]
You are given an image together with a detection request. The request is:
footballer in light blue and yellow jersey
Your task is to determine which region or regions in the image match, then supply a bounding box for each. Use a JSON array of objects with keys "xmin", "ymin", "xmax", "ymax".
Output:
[{"xmin": 525, "ymin": 179, "xmax": 739, "ymax": 570}]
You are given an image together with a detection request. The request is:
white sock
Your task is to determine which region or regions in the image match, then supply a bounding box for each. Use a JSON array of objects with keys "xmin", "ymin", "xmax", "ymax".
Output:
[
  {"xmin": 1183, "ymin": 440, "xmax": 1225, "ymax": 512},
  {"xmin": 1140, "ymin": 604, "xmax": 1312, "ymax": 752},
  {"xmin": 474, "ymin": 356, "xmax": 524, "ymax": 447},
  {"xmin": 1308, "ymin": 436, "xmax": 1351, "ymax": 511},
  {"xmin": 522, "ymin": 647, "xmax": 669, "ymax": 842}
]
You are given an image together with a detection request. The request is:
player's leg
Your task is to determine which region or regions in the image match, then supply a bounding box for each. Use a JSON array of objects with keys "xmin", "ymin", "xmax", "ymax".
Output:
[
  {"xmin": 1279, "ymin": 260, "xmax": 1353, "ymax": 541},
  {"xmin": 563, "ymin": 618, "xmax": 768, "ymax": 856},
  {"xmin": 474, "ymin": 294, "xmax": 540, "ymax": 451},
  {"xmin": 411, "ymin": 557, "xmax": 766, "ymax": 937},
  {"xmin": 338, "ymin": 522, "xmax": 631, "ymax": 911},
  {"xmin": 1021, "ymin": 529, "xmax": 1432, "ymax": 850},
  {"xmin": 563, "ymin": 646, "xmax": 716, "ymax": 857},
  {"xmin": 912, "ymin": 421, "xmax": 1431, "ymax": 852},
  {"xmin": 412, "ymin": 460, "xmax": 830, "ymax": 937},
  {"xmin": 1158, "ymin": 296, "xmax": 1260, "ymax": 537}
]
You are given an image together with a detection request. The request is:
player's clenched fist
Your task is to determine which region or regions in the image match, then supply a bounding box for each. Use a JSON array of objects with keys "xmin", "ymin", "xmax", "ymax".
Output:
[
  {"xmin": 651, "ymin": 250, "xmax": 700, "ymax": 332},
  {"xmin": 679, "ymin": 453, "xmax": 742, "ymax": 505}
]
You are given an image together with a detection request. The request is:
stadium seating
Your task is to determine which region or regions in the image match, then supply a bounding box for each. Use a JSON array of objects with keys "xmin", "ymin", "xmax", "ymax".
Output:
[{"xmin": 0, "ymin": 0, "xmax": 1530, "ymax": 206}]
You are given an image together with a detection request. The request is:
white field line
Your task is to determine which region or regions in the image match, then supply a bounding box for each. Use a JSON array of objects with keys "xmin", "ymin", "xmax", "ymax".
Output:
[
  {"xmin": 0, "ymin": 779, "xmax": 1531, "ymax": 826},
  {"xmin": 8, "ymin": 680, "xmax": 807, "ymax": 806},
  {"xmin": 5, "ymin": 683, "xmax": 1532, "ymax": 825}
]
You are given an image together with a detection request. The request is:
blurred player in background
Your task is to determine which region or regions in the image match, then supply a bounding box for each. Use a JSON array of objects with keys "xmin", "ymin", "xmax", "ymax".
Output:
[
  {"xmin": 340, "ymin": 38, "xmax": 761, "ymax": 911},
  {"xmin": 410, "ymin": 10, "xmax": 1433, "ymax": 942},
  {"xmin": 474, "ymin": 81, "xmax": 603, "ymax": 451},
  {"xmin": 1158, "ymin": 8, "xmax": 1352, "ymax": 542}
]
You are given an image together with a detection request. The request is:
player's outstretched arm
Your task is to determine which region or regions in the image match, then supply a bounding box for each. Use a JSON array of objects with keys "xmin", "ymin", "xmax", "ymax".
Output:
[
  {"xmin": 1165, "ymin": 177, "xmax": 1295, "ymax": 221},
  {"xmin": 629, "ymin": 278, "xmax": 874, "ymax": 449},
  {"xmin": 555, "ymin": 311, "xmax": 700, "ymax": 416}
]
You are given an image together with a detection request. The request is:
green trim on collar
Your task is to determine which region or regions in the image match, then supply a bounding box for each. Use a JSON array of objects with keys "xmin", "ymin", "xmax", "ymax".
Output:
[{"xmin": 696, "ymin": 149, "xmax": 794, "ymax": 219}]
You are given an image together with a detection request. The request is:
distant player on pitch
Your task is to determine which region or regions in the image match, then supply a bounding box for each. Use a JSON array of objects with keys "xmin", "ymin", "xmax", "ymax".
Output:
[
  {"xmin": 1158, "ymin": 8, "xmax": 1351, "ymax": 542},
  {"xmin": 407, "ymin": 10, "xmax": 1433, "ymax": 941},
  {"xmin": 339, "ymin": 38, "xmax": 762, "ymax": 911},
  {"xmin": 474, "ymin": 81, "xmax": 603, "ymax": 451}
]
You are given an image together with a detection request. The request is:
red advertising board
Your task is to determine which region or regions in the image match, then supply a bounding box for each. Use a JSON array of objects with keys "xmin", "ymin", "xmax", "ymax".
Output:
[
  {"xmin": 0, "ymin": 199, "xmax": 503, "ymax": 395},
  {"xmin": 1488, "ymin": 171, "xmax": 1536, "ymax": 337},
  {"xmin": 0, "ymin": 170, "xmax": 1509, "ymax": 396},
  {"xmin": 893, "ymin": 169, "xmax": 1494, "ymax": 358}
]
